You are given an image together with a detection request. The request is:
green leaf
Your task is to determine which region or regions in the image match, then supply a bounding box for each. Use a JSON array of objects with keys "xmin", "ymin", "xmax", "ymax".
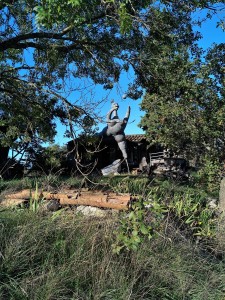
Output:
[
  {"xmin": 140, "ymin": 224, "xmax": 149, "ymax": 235},
  {"xmin": 132, "ymin": 230, "xmax": 138, "ymax": 236}
]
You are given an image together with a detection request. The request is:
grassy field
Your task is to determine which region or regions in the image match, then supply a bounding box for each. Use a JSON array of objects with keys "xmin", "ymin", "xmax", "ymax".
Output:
[{"xmin": 0, "ymin": 176, "xmax": 225, "ymax": 299}]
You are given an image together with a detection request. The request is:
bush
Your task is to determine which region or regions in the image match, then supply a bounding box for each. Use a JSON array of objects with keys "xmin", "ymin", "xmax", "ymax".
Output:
[{"xmin": 194, "ymin": 155, "xmax": 222, "ymax": 194}]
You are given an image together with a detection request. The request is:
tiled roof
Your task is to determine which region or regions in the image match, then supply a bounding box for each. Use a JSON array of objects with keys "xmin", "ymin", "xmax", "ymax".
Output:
[{"xmin": 126, "ymin": 134, "xmax": 146, "ymax": 142}]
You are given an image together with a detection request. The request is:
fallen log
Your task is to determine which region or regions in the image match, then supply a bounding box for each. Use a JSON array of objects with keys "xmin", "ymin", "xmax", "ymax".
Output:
[
  {"xmin": 2, "ymin": 189, "xmax": 33, "ymax": 199},
  {"xmin": 1, "ymin": 190, "xmax": 131, "ymax": 210},
  {"xmin": 58, "ymin": 193, "xmax": 130, "ymax": 210},
  {"xmin": 0, "ymin": 199, "xmax": 28, "ymax": 207}
]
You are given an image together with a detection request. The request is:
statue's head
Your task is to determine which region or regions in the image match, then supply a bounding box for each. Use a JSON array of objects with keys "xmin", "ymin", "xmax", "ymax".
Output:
[{"xmin": 111, "ymin": 100, "xmax": 119, "ymax": 110}]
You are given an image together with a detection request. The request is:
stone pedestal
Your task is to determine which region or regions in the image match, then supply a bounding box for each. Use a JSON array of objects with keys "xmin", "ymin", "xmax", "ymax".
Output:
[{"xmin": 219, "ymin": 177, "xmax": 225, "ymax": 212}]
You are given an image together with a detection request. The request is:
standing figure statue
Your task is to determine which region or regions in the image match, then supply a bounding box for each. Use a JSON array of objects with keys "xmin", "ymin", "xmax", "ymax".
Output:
[{"xmin": 99, "ymin": 100, "xmax": 131, "ymax": 172}]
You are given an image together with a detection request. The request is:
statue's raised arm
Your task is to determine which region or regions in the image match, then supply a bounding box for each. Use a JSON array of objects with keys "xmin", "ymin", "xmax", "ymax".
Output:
[
  {"xmin": 124, "ymin": 106, "xmax": 130, "ymax": 123},
  {"xmin": 106, "ymin": 102, "xmax": 119, "ymax": 127}
]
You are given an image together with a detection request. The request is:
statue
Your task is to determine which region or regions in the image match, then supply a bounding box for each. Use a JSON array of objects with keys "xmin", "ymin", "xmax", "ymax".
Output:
[{"xmin": 99, "ymin": 100, "xmax": 131, "ymax": 173}]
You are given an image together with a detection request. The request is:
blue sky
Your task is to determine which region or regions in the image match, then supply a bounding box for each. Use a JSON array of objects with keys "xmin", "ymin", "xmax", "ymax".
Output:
[{"xmin": 54, "ymin": 8, "xmax": 225, "ymax": 146}]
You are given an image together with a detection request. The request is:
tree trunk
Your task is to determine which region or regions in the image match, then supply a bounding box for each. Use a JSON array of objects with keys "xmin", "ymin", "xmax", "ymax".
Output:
[
  {"xmin": 0, "ymin": 146, "xmax": 9, "ymax": 161},
  {"xmin": 0, "ymin": 123, "xmax": 10, "ymax": 176},
  {"xmin": 0, "ymin": 145, "xmax": 10, "ymax": 176}
]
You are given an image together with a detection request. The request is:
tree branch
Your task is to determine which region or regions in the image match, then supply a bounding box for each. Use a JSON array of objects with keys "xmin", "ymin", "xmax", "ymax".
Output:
[{"xmin": 0, "ymin": 34, "xmax": 111, "ymax": 54}]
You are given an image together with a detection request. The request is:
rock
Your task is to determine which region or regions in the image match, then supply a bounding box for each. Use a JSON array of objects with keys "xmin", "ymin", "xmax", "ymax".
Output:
[
  {"xmin": 46, "ymin": 199, "xmax": 60, "ymax": 211},
  {"xmin": 219, "ymin": 177, "xmax": 225, "ymax": 212},
  {"xmin": 101, "ymin": 159, "xmax": 121, "ymax": 176},
  {"xmin": 207, "ymin": 197, "xmax": 217, "ymax": 209},
  {"xmin": 76, "ymin": 205, "xmax": 108, "ymax": 218}
]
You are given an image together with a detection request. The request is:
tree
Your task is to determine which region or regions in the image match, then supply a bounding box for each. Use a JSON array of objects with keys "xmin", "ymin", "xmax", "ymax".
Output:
[
  {"xmin": 139, "ymin": 42, "xmax": 225, "ymax": 162},
  {"xmin": 26, "ymin": 143, "xmax": 68, "ymax": 174},
  {"xmin": 1, "ymin": 0, "xmax": 223, "ymax": 176},
  {"xmin": 128, "ymin": 2, "xmax": 225, "ymax": 164},
  {"xmin": 0, "ymin": 0, "xmax": 138, "ymax": 171}
]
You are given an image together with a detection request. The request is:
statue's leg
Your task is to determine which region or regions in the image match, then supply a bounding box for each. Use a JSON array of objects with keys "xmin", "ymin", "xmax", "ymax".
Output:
[
  {"xmin": 117, "ymin": 141, "xmax": 127, "ymax": 159},
  {"xmin": 125, "ymin": 158, "xmax": 130, "ymax": 174},
  {"xmin": 118, "ymin": 140, "xmax": 130, "ymax": 174}
]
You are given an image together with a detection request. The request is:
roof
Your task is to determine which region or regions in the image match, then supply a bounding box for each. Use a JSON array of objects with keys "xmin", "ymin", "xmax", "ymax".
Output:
[
  {"xmin": 67, "ymin": 134, "xmax": 147, "ymax": 147},
  {"xmin": 126, "ymin": 134, "xmax": 146, "ymax": 142}
]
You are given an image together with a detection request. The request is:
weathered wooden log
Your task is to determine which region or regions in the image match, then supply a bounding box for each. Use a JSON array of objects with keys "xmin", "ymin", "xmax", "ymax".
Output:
[
  {"xmin": 1, "ymin": 190, "xmax": 131, "ymax": 210},
  {"xmin": 0, "ymin": 199, "xmax": 28, "ymax": 207},
  {"xmin": 59, "ymin": 194, "xmax": 130, "ymax": 210},
  {"xmin": 2, "ymin": 189, "xmax": 85, "ymax": 200},
  {"xmin": 3, "ymin": 189, "xmax": 33, "ymax": 199},
  {"xmin": 43, "ymin": 192, "xmax": 130, "ymax": 210}
]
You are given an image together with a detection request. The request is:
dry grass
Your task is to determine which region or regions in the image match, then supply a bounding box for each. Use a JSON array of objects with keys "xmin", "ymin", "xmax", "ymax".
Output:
[{"xmin": 0, "ymin": 208, "xmax": 225, "ymax": 300}]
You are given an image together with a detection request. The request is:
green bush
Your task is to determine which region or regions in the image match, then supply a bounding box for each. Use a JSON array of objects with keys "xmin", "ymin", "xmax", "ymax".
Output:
[
  {"xmin": 113, "ymin": 179, "xmax": 219, "ymax": 254},
  {"xmin": 147, "ymin": 184, "xmax": 218, "ymax": 237},
  {"xmin": 194, "ymin": 155, "xmax": 222, "ymax": 193}
]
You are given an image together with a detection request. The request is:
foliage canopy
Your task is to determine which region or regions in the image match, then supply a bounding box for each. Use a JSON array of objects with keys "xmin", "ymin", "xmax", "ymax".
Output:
[{"xmin": 0, "ymin": 0, "xmax": 224, "ymax": 171}]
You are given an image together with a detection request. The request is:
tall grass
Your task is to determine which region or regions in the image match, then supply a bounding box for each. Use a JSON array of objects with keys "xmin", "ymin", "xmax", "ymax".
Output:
[
  {"xmin": 0, "ymin": 174, "xmax": 151, "ymax": 195},
  {"xmin": 0, "ymin": 175, "xmax": 89, "ymax": 195},
  {"xmin": 0, "ymin": 209, "xmax": 224, "ymax": 300}
]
